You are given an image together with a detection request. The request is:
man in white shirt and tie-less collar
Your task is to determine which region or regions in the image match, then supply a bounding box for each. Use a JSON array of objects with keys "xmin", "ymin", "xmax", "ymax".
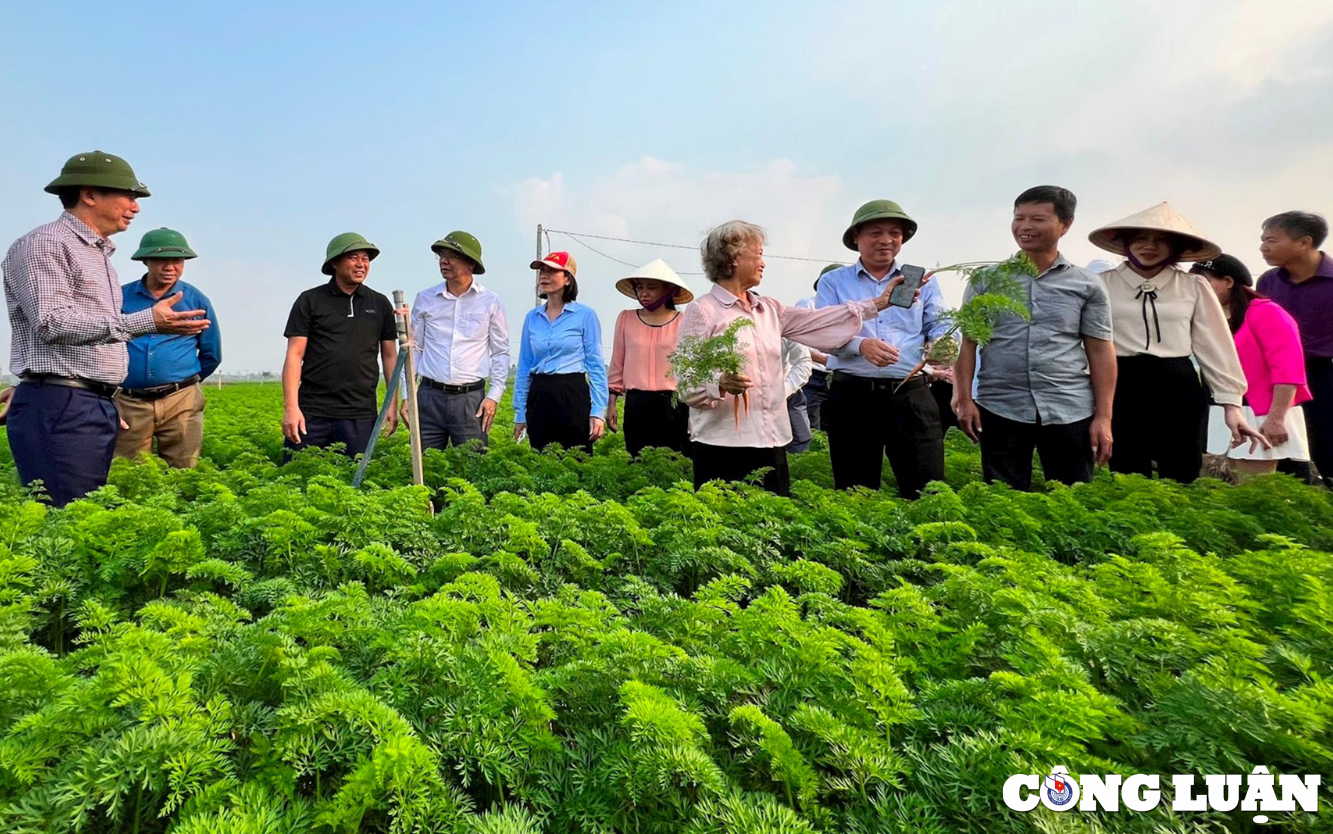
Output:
[{"xmin": 410, "ymin": 231, "xmax": 509, "ymax": 449}]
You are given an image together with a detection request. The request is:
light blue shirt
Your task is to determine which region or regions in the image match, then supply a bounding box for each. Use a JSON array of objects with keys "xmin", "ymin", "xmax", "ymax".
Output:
[
  {"xmin": 815, "ymin": 260, "xmax": 948, "ymax": 379},
  {"xmin": 513, "ymin": 301, "xmax": 608, "ymax": 424}
]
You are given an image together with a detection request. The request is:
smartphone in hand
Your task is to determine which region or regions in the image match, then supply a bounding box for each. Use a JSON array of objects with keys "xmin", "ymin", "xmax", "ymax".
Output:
[{"xmin": 890, "ymin": 264, "xmax": 927, "ymax": 308}]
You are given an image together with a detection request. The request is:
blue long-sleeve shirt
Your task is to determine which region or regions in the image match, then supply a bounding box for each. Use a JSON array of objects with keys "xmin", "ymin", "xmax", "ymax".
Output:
[
  {"xmin": 120, "ymin": 278, "xmax": 222, "ymax": 388},
  {"xmin": 513, "ymin": 302, "xmax": 607, "ymax": 423},
  {"xmin": 815, "ymin": 260, "xmax": 949, "ymax": 379}
]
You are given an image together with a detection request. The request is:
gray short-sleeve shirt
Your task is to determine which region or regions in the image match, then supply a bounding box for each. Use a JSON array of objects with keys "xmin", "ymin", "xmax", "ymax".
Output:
[{"xmin": 965, "ymin": 255, "xmax": 1112, "ymax": 425}]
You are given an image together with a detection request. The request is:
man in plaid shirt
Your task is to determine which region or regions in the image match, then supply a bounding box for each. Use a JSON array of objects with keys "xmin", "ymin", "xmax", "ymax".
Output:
[{"xmin": 1, "ymin": 151, "xmax": 211, "ymax": 506}]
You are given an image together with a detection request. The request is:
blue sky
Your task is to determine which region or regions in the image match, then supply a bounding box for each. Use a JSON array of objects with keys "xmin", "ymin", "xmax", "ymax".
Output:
[{"xmin": 3, "ymin": 0, "xmax": 1332, "ymax": 372}]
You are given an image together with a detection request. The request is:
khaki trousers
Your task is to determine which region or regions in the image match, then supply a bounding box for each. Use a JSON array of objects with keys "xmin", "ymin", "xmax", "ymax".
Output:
[{"xmin": 114, "ymin": 383, "xmax": 206, "ymax": 468}]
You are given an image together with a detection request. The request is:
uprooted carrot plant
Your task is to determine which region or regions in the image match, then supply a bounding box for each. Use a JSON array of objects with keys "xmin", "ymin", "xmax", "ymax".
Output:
[
  {"xmin": 669, "ymin": 317, "xmax": 756, "ymax": 428},
  {"xmin": 895, "ymin": 253, "xmax": 1038, "ymax": 391}
]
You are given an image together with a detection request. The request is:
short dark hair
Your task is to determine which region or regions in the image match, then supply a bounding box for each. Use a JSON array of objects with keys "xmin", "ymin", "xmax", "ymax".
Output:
[
  {"xmin": 539, "ymin": 273, "xmax": 578, "ymax": 303},
  {"xmin": 56, "ymin": 185, "xmax": 120, "ymax": 210},
  {"xmin": 57, "ymin": 186, "xmax": 85, "ymax": 209},
  {"xmin": 1014, "ymin": 185, "xmax": 1077, "ymax": 225},
  {"xmin": 1263, "ymin": 211, "xmax": 1328, "ymax": 248}
]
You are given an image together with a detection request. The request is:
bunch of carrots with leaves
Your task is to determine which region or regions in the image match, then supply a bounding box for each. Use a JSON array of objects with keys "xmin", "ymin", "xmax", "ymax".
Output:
[
  {"xmin": 668, "ymin": 318, "xmax": 755, "ymax": 429},
  {"xmin": 894, "ymin": 253, "xmax": 1037, "ymax": 392}
]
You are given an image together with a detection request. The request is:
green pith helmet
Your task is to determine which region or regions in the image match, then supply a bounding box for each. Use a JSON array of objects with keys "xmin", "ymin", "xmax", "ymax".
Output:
[
  {"xmin": 44, "ymin": 150, "xmax": 151, "ymax": 198},
  {"xmin": 131, "ymin": 227, "xmax": 197, "ymax": 261},
  {"xmin": 430, "ymin": 230, "xmax": 486, "ymax": 275},
  {"xmin": 842, "ymin": 199, "xmax": 917, "ymax": 250},
  {"xmin": 814, "ymin": 262, "xmax": 845, "ymax": 291},
  {"xmin": 322, "ymin": 232, "xmax": 380, "ymax": 275}
]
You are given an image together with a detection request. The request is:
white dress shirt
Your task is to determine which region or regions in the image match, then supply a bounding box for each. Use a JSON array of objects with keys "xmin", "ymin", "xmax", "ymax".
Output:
[
  {"xmin": 410, "ymin": 280, "xmax": 509, "ymax": 402},
  {"xmin": 794, "ymin": 296, "xmax": 827, "ymax": 371},
  {"xmin": 781, "ymin": 338, "xmax": 812, "ymax": 398}
]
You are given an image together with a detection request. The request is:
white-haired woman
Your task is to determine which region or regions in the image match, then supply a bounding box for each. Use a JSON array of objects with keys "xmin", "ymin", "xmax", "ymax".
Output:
[{"xmin": 678, "ymin": 220, "xmax": 918, "ymax": 495}]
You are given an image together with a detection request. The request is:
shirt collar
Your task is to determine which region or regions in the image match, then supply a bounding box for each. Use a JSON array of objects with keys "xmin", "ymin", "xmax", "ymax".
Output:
[
  {"xmin": 855, "ymin": 258, "xmax": 900, "ymax": 281},
  {"xmin": 1035, "ymin": 253, "xmax": 1072, "ymax": 279},
  {"xmin": 441, "ymin": 280, "xmax": 483, "ymax": 299},
  {"xmin": 60, "ymin": 211, "xmax": 112, "ymax": 251},
  {"xmin": 132, "ymin": 277, "xmax": 187, "ymax": 300},
  {"xmin": 326, "ymin": 278, "xmax": 365, "ymax": 298},
  {"xmin": 707, "ymin": 282, "xmax": 766, "ymax": 309},
  {"xmin": 130, "ymin": 276, "xmax": 156, "ymax": 299}
]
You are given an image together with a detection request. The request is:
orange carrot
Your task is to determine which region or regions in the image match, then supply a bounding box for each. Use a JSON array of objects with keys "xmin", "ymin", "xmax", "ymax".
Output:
[
  {"xmin": 893, "ymin": 361, "xmax": 928, "ymax": 393},
  {"xmin": 733, "ymin": 395, "xmax": 741, "ymax": 429}
]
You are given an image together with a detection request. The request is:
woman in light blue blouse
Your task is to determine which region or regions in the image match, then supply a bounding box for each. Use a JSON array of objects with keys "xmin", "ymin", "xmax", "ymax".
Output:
[{"xmin": 512, "ymin": 251, "xmax": 608, "ymax": 453}]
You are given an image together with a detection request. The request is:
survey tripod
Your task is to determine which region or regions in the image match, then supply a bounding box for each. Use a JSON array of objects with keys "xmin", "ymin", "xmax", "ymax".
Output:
[{"xmin": 351, "ymin": 290, "xmax": 426, "ymax": 493}]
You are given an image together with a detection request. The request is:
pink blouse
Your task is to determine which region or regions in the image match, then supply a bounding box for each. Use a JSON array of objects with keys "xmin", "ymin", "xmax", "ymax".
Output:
[
  {"xmin": 680, "ymin": 283, "xmax": 875, "ymax": 448},
  {"xmin": 608, "ymin": 309, "xmax": 682, "ymax": 394},
  {"xmin": 1234, "ymin": 298, "xmax": 1312, "ymax": 415}
]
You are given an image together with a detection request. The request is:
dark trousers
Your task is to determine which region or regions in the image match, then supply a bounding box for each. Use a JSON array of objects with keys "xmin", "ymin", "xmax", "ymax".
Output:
[
  {"xmin": 623, "ymin": 389, "xmax": 689, "ymax": 457},
  {"xmin": 284, "ymin": 415, "xmax": 376, "ymax": 460},
  {"xmin": 528, "ymin": 373, "xmax": 592, "ymax": 454},
  {"xmin": 1302, "ymin": 356, "xmax": 1333, "ymax": 487},
  {"xmin": 1110, "ymin": 355, "xmax": 1208, "ymax": 483},
  {"xmin": 418, "ymin": 385, "xmax": 488, "ymax": 450},
  {"xmin": 978, "ymin": 406, "xmax": 1094, "ymax": 491},
  {"xmin": 785, "ymin": 389, "xmax": 812, "ymax": 453},
  {"xmin": 801, "ymin": 369, "xmax": 829, "ymax": 431},
  {"xmin": 826, "ymin": 373, "xmax": 945, "ymax": 499},
  {"xmin": 692, "ymin": 443, "xmax": 790, "ymax": 496},
  {"xmin": 932, "ymin": 380, "xmax": 959, "ymax": 434},
  {"xmin": 7, "ymin": 381, "xmax": 118, "ymax": 507}
]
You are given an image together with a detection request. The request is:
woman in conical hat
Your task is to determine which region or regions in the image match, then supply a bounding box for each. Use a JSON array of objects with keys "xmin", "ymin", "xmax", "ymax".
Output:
[
  {"xmin": 1089, "ymin": 202, "xmax": 1266, "ymax": 482},
  {"xmin": 606, "ymin": 259, "xmax": 695, "ymax": 457}
]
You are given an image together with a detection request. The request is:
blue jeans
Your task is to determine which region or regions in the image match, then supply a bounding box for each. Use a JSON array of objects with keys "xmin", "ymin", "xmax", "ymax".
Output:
[{"xmin": 7, "ymin": 381, "xmax": 119, "ymax": 507}]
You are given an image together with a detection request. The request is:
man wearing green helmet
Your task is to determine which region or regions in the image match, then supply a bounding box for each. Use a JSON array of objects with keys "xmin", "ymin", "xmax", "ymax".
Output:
[
  {"xmin": 281, "ymin": 233, "xmax": 401, "ymax": 459},
  {"xmin": 410, "ymin": 231, "xmax": 509, "ymax": 449},
  {"xmin": 115, "ymin": 228, "xmax": 222, "ymax": 469},
  {"xmin": 1, "ymin": 152, "xmax": 211, "ymax": 506},
  {"xmin": 816, "ymin": 199, "xmax": 949, "ymax": 499}
]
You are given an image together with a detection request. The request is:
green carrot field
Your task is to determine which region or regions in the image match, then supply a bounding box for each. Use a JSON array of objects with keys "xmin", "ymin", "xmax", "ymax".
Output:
[{"xmin": 0, "ymin": 383, "xmax": 1330, "ymax": 832}]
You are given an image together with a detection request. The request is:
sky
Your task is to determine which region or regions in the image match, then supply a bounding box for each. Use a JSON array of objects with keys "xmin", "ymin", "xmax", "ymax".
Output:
[{"xmin": 3, "ymin": 0, "xmax": 1332, "ymax": 373}]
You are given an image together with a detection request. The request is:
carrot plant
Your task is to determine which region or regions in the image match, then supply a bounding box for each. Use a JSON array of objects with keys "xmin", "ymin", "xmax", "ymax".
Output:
[
  {"xmin": 895, "ymin": 253, "xmax": 1037, "ymax": 391},
  {"xmin": 0, "ymin": 384, "xmax": 1328, "ymax": 832},
  {"xmin": 668, "ymin": 317, "xmax": 755, "ymax": 428}
]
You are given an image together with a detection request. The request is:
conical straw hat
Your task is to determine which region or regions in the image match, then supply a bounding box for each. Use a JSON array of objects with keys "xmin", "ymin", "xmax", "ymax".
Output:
[
  {"xmin": 615, "ymin": 259, "xmax": 695, "ymax": 304},
  {"xmin": 1088, "ymin": 202, "xmax": 1222, "ymax": 262}
]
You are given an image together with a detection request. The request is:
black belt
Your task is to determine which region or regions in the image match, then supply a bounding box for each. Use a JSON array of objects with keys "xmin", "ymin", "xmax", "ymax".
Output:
[
  {"xmin": 831, "ymin": 371, "xmax": 927, "ymax": 393},
  {"xmin": 119, "ymin": 375, "xmax": 201, "ymax": 401},
  {"xmin": 19, "ymin": 373, "xmax": 119, "ymax": 398},
  {"xmin": 420, "ymin": 376, "xmax": 485, "ymax": 394}
]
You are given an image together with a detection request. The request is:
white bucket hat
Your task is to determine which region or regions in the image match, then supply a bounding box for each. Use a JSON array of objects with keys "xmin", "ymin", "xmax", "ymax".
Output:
[
  {"xmin": 1088, "ymin": 202, "xmax": 1222, "ymax": 262},
  {"xmin": 615, "ymin": 259, "xmax": 694, "ymax": 305}
]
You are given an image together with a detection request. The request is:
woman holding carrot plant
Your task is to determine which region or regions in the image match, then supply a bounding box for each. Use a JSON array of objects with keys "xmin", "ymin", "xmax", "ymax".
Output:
[{"xmin": 677, "ymin": 220, "xmax": 918, "ymax": 496}]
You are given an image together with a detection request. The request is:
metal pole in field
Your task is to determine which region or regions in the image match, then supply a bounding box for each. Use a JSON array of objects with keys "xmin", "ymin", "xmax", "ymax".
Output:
[
  {"xmin": 535, "ymin": 223, "xmax": 543, "ymax": 305},
  {"xmin": 392, "ymin": 289, "xmax": 425, "ymax": 488}
]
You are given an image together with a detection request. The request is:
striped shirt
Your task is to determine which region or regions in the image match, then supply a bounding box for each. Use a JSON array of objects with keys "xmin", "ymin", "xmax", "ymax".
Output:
[{"xmin": 3, "ymin": 212, "xmax": 157, "ymax": 384}]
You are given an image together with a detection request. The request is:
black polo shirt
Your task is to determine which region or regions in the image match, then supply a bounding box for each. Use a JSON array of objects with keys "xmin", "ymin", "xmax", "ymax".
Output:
[{"xmin": 284, "ymin": 279, "xmax": 397, "ymax": 419}]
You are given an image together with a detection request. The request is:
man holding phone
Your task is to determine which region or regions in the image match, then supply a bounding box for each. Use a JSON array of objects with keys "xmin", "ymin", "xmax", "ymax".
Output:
[{"xmin": 816, "ymin": 199, "xmax": 949, "ymax": 498}]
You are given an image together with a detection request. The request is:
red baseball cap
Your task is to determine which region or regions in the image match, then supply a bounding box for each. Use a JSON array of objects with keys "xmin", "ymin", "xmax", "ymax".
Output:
[{"xmin": 530, "ymin": 250, "xmax": 578, "ymax": 277}]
